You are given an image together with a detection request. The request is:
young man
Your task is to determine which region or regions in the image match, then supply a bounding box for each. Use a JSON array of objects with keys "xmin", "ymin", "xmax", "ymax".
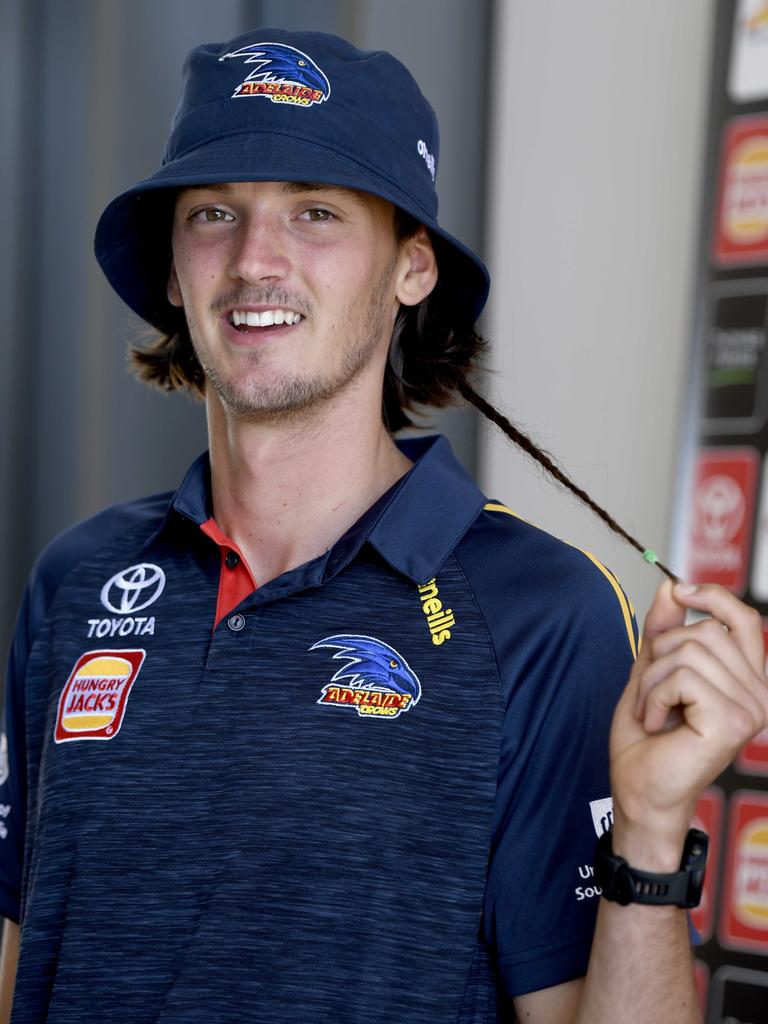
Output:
[{"xmin": 0, "ymin": 28, "xmax": 765, "ymax": 1024}]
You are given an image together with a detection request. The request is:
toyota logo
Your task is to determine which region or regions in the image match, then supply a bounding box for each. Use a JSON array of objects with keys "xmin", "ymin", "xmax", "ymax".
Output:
[{"xmin": 100, "ymin": 563, "xmax": 166, "ymax": 614}]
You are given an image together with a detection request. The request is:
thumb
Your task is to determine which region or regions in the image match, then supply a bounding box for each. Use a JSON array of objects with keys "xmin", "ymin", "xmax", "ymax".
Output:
[{"xmin": 636, "ymin": 579, "xmax": 687, "ymax": 667}]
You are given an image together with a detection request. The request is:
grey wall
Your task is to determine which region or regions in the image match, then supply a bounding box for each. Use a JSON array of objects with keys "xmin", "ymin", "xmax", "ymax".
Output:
[
  {"xmin": 0, "ymin": 0, "xmax": 490, "ymax": 659},
  {"xmin": 481, "ymin": 1, "xmax": 715, "ymax": 621}
]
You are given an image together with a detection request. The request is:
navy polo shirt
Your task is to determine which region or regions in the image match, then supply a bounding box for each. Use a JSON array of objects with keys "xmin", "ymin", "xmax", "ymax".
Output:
[{"xmin": 0, "ymin": 435, "xmax": 637, "ymax": 1023}]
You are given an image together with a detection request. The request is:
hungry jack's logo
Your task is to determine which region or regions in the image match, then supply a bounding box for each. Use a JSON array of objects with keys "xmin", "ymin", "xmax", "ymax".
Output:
[
  {"xmin": 218, "ymin": 42, "xmax": 331, "ymax": 106},
  {"xmin": 713, "ymin": 117, "xmax": 768, "ymax": 265},
  {"xmin": 311, "ymin": 635, "xmax": 421, "ymax": 719},
  {"xmin": 719, "ymin": 790, "xmax": 768, "ymax": 951},
  {"xmin": 54, "ymin": 650, "xmax": 145, "ymax": 743}
]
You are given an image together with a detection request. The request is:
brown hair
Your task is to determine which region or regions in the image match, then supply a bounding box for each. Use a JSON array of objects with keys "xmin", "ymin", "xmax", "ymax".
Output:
[{"xmin": 130, "ymin": 206, "xmax": 676, "ymax": 580}]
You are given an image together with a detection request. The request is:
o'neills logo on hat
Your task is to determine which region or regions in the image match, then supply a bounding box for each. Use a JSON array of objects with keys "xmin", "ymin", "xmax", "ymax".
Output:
[
  {"xmin": 54, "ymin": 650, "xmax": 145, "ymax": 743},
  {"xmin": 218, "ymin": 42, "xmax": 331, "ymax": 106}
]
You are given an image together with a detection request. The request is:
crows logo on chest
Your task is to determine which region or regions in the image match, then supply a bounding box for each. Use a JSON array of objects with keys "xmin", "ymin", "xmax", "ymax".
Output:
[
  {"xmin": 54, "ymin": 650, "xmax": 146, "ymax": 742},
  {"xmin": 310, "ymin": 635, "xmax": 421, "ymax": 719}
]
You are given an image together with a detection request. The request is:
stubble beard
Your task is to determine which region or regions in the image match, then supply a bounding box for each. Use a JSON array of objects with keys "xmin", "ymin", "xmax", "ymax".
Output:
[{"xmin": 187, "ymin": 263, "xmax": 397, "ymax": 424}]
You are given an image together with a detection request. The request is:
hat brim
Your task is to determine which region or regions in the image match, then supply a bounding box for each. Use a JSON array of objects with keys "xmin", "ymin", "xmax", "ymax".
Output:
[{"xmin": 94, "ymin": 133, "xmax": 490, "ymax": 328}]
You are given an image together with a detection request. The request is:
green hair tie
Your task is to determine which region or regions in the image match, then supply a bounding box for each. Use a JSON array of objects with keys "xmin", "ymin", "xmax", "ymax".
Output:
[{"xmin": 642, "ymin": 549, "xmax": 659, "ymax": 565}]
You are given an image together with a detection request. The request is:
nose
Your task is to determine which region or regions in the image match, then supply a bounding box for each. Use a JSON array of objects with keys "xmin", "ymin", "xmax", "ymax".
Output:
[{"xmin": 227, "ymin": 213, "xmax": 291, "ymax": 284}]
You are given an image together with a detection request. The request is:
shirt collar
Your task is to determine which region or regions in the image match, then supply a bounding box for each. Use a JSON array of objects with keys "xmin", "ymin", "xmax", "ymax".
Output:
[
  {"xmin": 364, "ymin": 434, "xmax": 486, "ymax": 583},
  {"xmin": 172, "ymin": 451, "xmax": 214, "ymax": 524},
  {"xmin": 165, "ymin": 435, "xmax": 486, "ymax": 586},
  {"xmin": 322, "ymin": 435, "xmax": 487, "ymax": 584}
]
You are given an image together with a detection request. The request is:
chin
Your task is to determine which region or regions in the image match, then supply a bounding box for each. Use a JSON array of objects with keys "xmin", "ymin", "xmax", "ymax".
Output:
[{"xmin": 209, "ymin": 374, "xmax": 335, "ymax": 422}]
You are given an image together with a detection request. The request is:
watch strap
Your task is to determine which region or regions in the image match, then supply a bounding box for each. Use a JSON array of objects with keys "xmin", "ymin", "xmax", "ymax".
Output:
[{"xmin": 593, "ymin": 827, "xmax": 708, "ymax": 907}]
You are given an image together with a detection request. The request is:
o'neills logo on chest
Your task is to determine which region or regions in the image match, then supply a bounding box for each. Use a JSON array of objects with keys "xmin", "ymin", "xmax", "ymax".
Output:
[
  {"xmin": 417, "ymin": 578, "xmax": 455, "ymax": 645},
  {"xmin": 54, "ymin": 650, "xmax": 145, "ymax": 743}
]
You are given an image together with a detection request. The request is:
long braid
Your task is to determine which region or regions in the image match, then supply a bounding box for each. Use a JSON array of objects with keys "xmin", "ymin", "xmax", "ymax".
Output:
[{"xmin": 457, "ymin": 380, "xmax": 679, "ymax": 583}]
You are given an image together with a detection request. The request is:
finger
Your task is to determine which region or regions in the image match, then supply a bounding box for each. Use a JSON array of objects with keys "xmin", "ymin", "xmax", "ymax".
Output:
[
  {"xmin": 643, "ymin": 666, "xmax": 763, "ymax": 747},
  {"xmin": 635, "ymin": 641, "xmax": 767, "ymax": 729},
  {"xmin": 637, "ymin": 580, "xmax": 687, "ymax": 668},
  {"xmin": 644, "ymin": 619, "xmax": 768, "ymax": 720},
  {"xmin": 628, "ymin": 580, "xmax": 708, "ymax": 715},
  {"xmin": 671, "ymin": 582, "xmax": 766, "ymax": 677}
]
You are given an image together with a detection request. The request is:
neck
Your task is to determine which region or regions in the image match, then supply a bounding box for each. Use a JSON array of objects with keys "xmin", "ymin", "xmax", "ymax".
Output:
[{"xmin": 205, "ymin": 389, "xmax": 412, "ymax": 586}]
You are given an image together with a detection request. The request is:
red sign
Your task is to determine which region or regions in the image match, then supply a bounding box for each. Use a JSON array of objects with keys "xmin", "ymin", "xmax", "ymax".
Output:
[
  {"xmin": 713, "ymin": 115, "xmax": 768, "ymax": 265},
  {"xmin": 691, "ymin": 787, "xmax": 725, "ymax": 942},
  {"xmin": 719, "ymin": 790, "xmax": 768, "ymax": 953},
  {"xmin": 686, "ymin": 449, "xmax": 759, "ymax": 593}
]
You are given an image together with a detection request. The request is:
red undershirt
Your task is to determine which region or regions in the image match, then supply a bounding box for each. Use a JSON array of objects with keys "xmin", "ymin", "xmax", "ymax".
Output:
[{"xmin": 200, "ymin": 518, "xmax": 258, "ymax": 627}]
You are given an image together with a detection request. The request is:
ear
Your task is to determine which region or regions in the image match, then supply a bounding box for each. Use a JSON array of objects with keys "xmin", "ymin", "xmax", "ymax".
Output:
[
  {"xmin": 167, "ymin": 259, "xmax": 183, "ymax": 308},
  {"xmin": 395, "ymin": 226, "xmax": 438, "ymax": 307}
]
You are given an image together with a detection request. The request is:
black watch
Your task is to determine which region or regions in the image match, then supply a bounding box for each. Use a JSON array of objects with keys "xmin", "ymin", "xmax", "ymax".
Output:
[{"xmin": 593, "ymin": 827, "xmax": 708, "ymax": 907}]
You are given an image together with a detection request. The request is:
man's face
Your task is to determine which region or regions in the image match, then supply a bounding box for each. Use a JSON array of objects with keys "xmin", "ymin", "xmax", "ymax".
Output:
[{"xmin": 167, "ymin": 180, "xmax": 432, "ymax": 421}]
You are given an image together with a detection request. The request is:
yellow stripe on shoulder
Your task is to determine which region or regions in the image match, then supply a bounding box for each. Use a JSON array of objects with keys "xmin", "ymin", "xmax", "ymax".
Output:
[
  {"xmin": 577, "ymin": 551, "xmax": 638, "ymax": 660},
  {"xmin": 483, "ymin": 502, "xmax": 638, "ymax": 660},
  {"xmin": 483, "ymin": 501, "xmax": 527, "ymax": 522}
]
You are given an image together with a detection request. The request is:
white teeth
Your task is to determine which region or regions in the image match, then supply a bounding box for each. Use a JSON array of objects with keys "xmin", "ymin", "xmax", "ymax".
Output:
[{"xmin": 230, "ymin": 309, "xmax": 302, "ymax": 327}]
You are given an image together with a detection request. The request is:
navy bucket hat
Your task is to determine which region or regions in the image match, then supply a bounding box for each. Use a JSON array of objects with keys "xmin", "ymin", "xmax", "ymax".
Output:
[{"xmin": 94, "ymin": 28, "xmax": 490, "ymax": 329}]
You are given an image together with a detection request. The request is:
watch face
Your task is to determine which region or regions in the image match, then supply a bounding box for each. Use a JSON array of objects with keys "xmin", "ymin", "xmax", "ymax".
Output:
[{"xmin": 684, "ymin": 829, "xmax": 708, "ymax": 909}]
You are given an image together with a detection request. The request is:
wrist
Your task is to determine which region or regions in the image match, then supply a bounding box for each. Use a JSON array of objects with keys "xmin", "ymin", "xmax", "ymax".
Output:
[{"xmin": 610, "ymin": 806, "xmax": 689, "ymax": 872}]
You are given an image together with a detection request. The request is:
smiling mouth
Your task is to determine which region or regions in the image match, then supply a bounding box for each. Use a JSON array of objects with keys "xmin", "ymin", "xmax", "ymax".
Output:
[{"xmin": 229, "ymin": 308, "xmax": 304, "ymax": 331}]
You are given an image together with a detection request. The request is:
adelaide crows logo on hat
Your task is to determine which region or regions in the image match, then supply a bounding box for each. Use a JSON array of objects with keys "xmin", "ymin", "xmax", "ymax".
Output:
[
  {"xmin": 219, "ymin": 42, "xmax": 331, "ymax": 106},
  {"xmin": 311, "ymin": 635, "xmax": 421, "ymax": 719}
]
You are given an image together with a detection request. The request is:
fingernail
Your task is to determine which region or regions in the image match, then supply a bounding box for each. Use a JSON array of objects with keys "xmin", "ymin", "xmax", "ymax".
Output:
[{"xmin": 674, "ymin": 582, "xmax": 698, "ymax": 596}]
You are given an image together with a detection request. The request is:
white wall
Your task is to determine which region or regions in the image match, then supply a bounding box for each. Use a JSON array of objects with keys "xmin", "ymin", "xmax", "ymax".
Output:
[{"xmin": 481, "ymin": 1, "xmax": 714, "ymax": 621}]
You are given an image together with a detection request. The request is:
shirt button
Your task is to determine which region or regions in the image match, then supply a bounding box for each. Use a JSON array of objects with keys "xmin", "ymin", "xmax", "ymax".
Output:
[
  {"xmin": 227, "ymin": 613, "xmax": 246, "ymax": 632},
  {"xmin": 225, "ymin": 551, "xmax": 240, "ymax": 569}
]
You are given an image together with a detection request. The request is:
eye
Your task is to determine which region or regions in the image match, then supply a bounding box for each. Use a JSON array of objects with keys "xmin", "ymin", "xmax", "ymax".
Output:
[
  {"xmin": 299, "ymin": 207, "xmax": 335, "ymax": 223},
  {"xmin": 191, "ymin": 207, "xmax": 234, "ymax": 223},
  {"xmin": 389, "ymin": 660, "xmax": 398, "ymax": 669},
  {"xmin": 298, "ymin": 59, "xmax": 307, "ymax": 66}
]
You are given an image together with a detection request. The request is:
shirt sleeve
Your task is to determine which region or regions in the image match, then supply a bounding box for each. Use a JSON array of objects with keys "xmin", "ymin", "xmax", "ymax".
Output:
[
  {"xmin": 0, "ymin": 512, "xmax": 112, "ymax": 924},
  {"xmin": 480, "ymin": 551, "xmax": 638, "ymax": 998}
]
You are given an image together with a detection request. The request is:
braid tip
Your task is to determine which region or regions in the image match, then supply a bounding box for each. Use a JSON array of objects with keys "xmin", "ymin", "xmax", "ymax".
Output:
[{"xmin": 641, "ymin": 549, "xmax": 679, "ymax": 584}]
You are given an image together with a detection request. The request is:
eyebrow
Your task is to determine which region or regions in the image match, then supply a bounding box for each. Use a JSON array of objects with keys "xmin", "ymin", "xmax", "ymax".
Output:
[
  {"xmin": 280, "ymin": 181, "xmax": 364, "ymax": 202},
  {"xmin": 181, "ymin": 181, "xmax": 366, "ymax": 204}
]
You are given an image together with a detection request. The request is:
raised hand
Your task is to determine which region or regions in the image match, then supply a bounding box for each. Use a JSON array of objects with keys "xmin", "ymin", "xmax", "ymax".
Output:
[{"xmin": 608, "ymin": 581, "xmax": 768, "ymax": 868}]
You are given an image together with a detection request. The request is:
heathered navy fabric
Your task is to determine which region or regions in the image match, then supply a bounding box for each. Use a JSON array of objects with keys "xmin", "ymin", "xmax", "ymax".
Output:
[{"xmin": 0, "ymin": 435, "xmax": 637, "ymax": 1022}]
